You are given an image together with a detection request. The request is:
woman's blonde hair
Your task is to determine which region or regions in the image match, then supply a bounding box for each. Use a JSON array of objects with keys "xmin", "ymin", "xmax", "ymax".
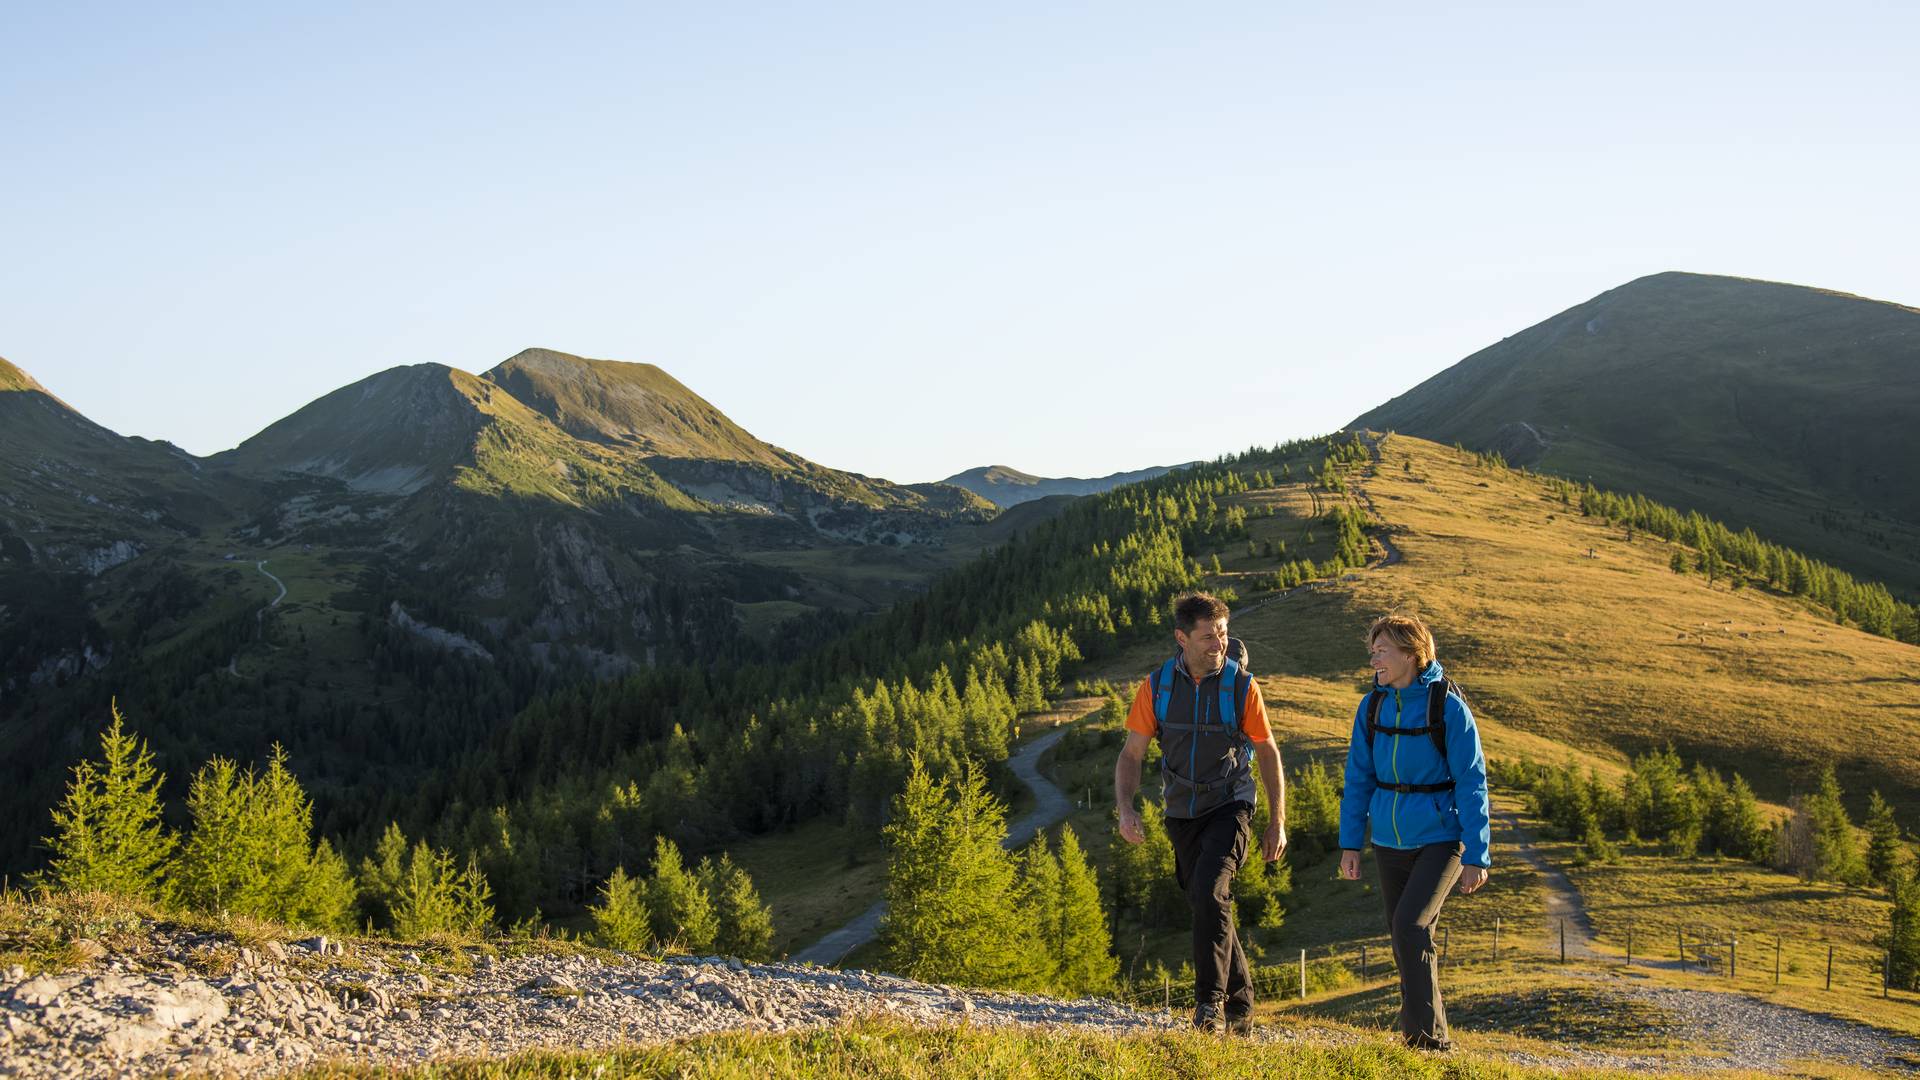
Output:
[{"xmin": 1368, "ymin": 613, "xmax": 1436, "ymax": 670}]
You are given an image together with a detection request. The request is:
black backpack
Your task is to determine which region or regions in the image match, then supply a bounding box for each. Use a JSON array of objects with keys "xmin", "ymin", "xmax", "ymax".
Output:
[{"xmin": 1363, "ymin": 678, "xmax": 1464, "ymax": 792}]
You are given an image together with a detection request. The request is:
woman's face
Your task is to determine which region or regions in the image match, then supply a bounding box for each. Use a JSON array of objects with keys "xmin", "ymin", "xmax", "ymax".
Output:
[{"xmin": 1369, "ymin": 634, "xmax": 1417, "ymax": 686}]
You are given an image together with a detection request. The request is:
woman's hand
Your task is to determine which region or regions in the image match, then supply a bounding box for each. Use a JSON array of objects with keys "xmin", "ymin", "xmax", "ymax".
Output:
[
  {"xmin": 1458, "ymin": 865, "xmax": 1489, "ymax": 894},
  {"xmin": 1338, "ymin": 849, "xmax": 1362, "ymax": 880}
]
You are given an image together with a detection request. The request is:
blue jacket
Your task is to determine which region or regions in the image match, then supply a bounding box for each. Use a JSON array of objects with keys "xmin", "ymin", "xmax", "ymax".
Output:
[{"xmin": 1338, "ymin": 660, "xmax": 1492, "ymax": 868}]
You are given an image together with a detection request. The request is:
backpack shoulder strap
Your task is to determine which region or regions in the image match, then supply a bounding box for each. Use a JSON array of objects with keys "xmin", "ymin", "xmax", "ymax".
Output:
[
  {"xmin": 1365, "ymin": 687, "xmax": 1384, "ymax": 736},
  {"xmin": 1151, "ymin": 658, "xmax": 1178, "ymax": 727},
  {"xmin": 1427, "ymin": 678, "xmax": 1452, "ymax": 763},
  {"xmin": 1217, "ymin": 658, "xmax": 1241, "ymax": 734}
]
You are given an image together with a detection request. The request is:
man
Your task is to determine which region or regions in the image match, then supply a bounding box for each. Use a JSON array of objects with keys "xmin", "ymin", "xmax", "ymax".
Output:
[{"xmin": 1115, "ymin": 592, "xmax": 1286, "ymax": 1034}]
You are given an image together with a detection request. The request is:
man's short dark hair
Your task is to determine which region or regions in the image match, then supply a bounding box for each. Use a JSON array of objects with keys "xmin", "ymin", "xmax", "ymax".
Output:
[{"xmin": 1173, "ymin": 592, "xmax": 1231, "ymax": 633}]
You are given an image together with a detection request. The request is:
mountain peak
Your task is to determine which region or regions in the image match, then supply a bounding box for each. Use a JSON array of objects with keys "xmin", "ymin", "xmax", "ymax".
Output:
[
  {"xmin": 0, "ymin": 357, "xmax": 49, "ymax": 395},
  {"xmin": 216, "ymin": 363, "xmax": 516, "ymax": 493},
  {"xmin": 482, "ymin": 348, "xmax": 790, "ymax": 466}
]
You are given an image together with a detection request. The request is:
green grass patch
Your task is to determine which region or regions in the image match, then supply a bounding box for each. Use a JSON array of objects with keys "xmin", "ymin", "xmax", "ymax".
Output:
[{"xmin": 288, "ymin": 1017, "xmax": 1656, "ymax": 1079}]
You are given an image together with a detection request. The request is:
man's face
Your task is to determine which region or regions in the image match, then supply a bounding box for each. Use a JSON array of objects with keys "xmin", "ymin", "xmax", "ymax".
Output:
[{"xmin": 1175, "ymin": 617, "xmax": 1229, "ymax": 673}]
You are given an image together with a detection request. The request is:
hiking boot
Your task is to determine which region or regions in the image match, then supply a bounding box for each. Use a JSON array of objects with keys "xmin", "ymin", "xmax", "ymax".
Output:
[
  {"xmin": 1225, "ymin": 1008, "xmax": 1254, "ymax": 1037},
  {"xmin": 1191, "ymin": 1002, "xmax": 1223, "ymax": 1034},
  {"xmin": 1406, "ymin": 1034, "xmax": 1453, "ymax": 1052}
]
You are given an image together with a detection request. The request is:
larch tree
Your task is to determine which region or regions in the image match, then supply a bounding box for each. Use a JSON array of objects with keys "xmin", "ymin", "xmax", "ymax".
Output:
[{"xmin": 38, "ymin": 703, "xmax": 175, "ymax": 902}]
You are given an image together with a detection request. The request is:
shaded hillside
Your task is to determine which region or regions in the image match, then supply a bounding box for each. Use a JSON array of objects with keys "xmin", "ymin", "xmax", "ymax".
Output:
[
  {"xmin": 0, "ymin": 351, "xmax": 999, "ymax": 870},
  {"xmin": 1349, "ymin": 272, "xmax": 1920, "ymax": 595},
  {"xmin": 941, "ymin": 463, "xmax": 1192, "ymax": 507}
]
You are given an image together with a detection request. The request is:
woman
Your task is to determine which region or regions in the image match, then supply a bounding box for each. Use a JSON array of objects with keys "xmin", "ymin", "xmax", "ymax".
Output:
[{"xmin": 1337, "ymin": 613, "xmax": 1491, "ymax": 1051}]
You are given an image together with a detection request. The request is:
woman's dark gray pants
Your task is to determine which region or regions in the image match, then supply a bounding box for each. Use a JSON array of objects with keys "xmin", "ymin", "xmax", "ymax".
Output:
[{"xmin": 1374, "ymin": 841, "xmax": 1463, "ymax": 1046}]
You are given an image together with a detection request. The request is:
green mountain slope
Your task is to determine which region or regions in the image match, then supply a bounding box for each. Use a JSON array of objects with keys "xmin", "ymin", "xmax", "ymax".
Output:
[{"xmin": 1348, "ymin": 272, "xmax": 1920, "ymax": 594}]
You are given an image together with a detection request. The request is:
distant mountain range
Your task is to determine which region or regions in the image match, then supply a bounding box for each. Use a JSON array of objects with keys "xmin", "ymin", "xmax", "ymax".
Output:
[
  {"xmin": 939, "ymin": 463, "xmax": 1194, "ymax": 508},
  {"xmin": 1349, "ymin": 271, "xmax": 1920, "ymax": 595}
]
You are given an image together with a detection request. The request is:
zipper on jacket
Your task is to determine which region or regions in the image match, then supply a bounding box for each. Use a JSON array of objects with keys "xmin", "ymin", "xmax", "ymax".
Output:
[
  {"xmin": 1390, "ymin": 687, "xmax": 1403, "ymax": 845},
  {"xmin": 1188, "ymin": 675, "xmax": 1200, "ymax": 816}
]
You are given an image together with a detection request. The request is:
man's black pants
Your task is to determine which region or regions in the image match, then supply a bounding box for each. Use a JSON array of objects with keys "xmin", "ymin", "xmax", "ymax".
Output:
[
  {"xmin": 1374, "ymin": 841, "xmax": 1464, "ymax": 1047},
  {"xmin": 1166, "ymin": 802, "xmax": 1253, "ymax": 1014}
]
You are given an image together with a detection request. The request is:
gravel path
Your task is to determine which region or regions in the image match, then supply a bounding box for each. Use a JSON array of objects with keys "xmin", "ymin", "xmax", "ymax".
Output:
[
  {"xmin": 0, "ymin": 931, "xmax": 1180, "ymax": 1079},
  {"xmin": 1494, "ymin": 815, "xmax": 1920, "ymax": 1073},
  {"xmin": 1616, "ymin": 980, "xmax": 1920, "ymax": 1074},
  {"xmin": 1495, "ymin": 810, "xmax": 1607, "ymax": 963},
  {"xmin": 790, "ymin": 723, "xmax": 1080, "ymax": 966}
]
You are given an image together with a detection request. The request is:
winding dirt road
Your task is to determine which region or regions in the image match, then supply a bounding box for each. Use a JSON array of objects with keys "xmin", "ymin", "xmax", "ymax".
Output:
[{"xmin": 791, "ymin": 723, "xmax": 1082, "ymax": 966}]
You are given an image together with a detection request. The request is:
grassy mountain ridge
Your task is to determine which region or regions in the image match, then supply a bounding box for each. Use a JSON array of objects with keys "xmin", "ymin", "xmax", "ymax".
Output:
[
  {"xmin": 481, "ymin": 348, "xmax": 797, "ymax": 467},
  {"xmin": 1349, "ymin": 271, "xmax": 1920, "ymax": 595}
]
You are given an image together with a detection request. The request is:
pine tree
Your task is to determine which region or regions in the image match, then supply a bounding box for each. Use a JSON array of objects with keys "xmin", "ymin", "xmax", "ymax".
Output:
[
  {"xmin": 1865, "ymin": 791, "xmax": 1904, "ymax": 888},
  {"xmin": 451, "ymin": 853, "xmax": 495, "ymax": 935},
  {"xmin": 1804, "ymin": 765, "xmax": 1868, "ymax": 886},
  {"xmin": 881, "ymin": 756, "xmax": 1038, "ymax": 988},
  {"xmin": 297, "ymin": 840, "xmax": 359, "ymax": 932},
  {"xmin": 358, "ymin": 822, "xmax": 410, "ymax": 926},
  {"xmin": 391, "ymin": 841, "xmax": 460, "ymax": 939},
  {"xmin": 1720, "ymin": 774, "xmax": 1773, "ymax": 864},
  {"xmin": 590, "ymin": 865, "xmax": 651, "ymax": 951},
  {"xmin": 1891, "ymin": 868, "xmax": 1920, "ymax": 991},
  {"xmin": 387, "ymin": 841, "xmax": 492, "ymax": 939},
  {"xmin": 1013, "ymin": 658, "xmax": 1046, "ymax": 715},
  {"xmin": 647, "ymin": 837, "xmax": 717, "ymax": 952},
  {"xmin": 1669, "ymin": 549, "xmax": 1688, "ymax": 574},
  {"xmin": 1052, "ymin": 826, "xmax": 1118, "ymax": 996},
  {"xmin": 700, "ymin": 854, "xmax": 775, "ymax": 961},
  {"xmin": 38, "ymin": 703, "xmax": 175, "ymax": 901},
  {"xmin": 175, "ymin": 757, "xmax": 249, "ymax": 913},
  {"xmin": 1013, "ymin": 836, "xmax": 1064, "ymax": 988},
  {"xmin": 175, "ymin": 747, "xmax": 357, "ymax": 930}
]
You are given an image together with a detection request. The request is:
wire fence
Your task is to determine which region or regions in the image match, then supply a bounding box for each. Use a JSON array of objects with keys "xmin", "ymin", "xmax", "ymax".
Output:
[{"xmin": 1112, "ymin": 916, "xmax": 1911, "ymax": 1011}]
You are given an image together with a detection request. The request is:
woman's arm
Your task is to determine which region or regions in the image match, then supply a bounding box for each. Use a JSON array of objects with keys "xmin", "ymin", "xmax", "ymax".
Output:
[
  {"xmin": 1447, "ymin": 694, "xmax": 1493, "ymax": 871},
  {"xmin": 1337, "ymin": 697, "xmax": 1376, "ymax": 855}
]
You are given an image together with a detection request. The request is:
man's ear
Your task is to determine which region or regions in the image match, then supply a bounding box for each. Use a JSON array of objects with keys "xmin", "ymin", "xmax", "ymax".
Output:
[{"xmin": 1173, "ymin": 628, "xmax": 1189, "ymax": 650}]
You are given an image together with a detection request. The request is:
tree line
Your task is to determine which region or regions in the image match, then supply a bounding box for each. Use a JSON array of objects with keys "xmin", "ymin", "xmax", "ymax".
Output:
[
  {"xmin": 1544, "ymin": 478, "xmax": 1920, "ymax": 643},
  {"xmin": 33, "ymin": 704, "xmax": 777, "ymax": 960}
]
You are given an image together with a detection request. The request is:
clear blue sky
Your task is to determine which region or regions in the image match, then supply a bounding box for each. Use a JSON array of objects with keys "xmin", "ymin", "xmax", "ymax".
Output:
[{"xmin": 5, "ymin": 2, "xmax": 1916, "ymax": 482}]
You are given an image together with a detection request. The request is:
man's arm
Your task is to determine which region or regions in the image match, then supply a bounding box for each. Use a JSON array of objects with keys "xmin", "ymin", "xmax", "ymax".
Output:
[
  {"xmin": 1252, "ymin": 737, "xmax": 1286, "ymax": 861},
  {"xmin": 1114, "ymin": 730, "xmax": 1150, "ymax": 843}
]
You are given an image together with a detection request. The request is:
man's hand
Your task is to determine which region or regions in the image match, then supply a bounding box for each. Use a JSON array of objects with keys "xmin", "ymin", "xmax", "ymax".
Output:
[
  {"xmin": 1338, "ymin": 849, "xmax": 1362, "ymax": 880},
  {"xmin": 1457, "ymin": 865, "xmax": 1489, "ymax": 894},
  {"xmin": 1261, "ymin": 820, "xmax": 1287, "ymax": 862},
  {"xmin": 1117, "ymin": 805, "xmax": 1146, "ymax": 845}
]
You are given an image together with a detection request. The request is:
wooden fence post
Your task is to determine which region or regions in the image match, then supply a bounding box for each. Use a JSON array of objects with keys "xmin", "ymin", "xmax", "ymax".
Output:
[
  {"xmin": 1299, "ymin": 949, "xmax": 1307, "ymax": 1000},
  {"xmin": 1163, "ymin": 971, "xmax": 1170, "ymax": 1010},
  {"xmin": 1626, "ymin": 925, "xmax": 1633, "ymax": 966},
  {"xmin": 1730, "ymin": 935, "xmax": 1738, "ymax": 979},
  {"xmin": 1887, "ymin": 951, "xmax": 1893, "ymax": 999},
  {"xmin": 1826, "ymin": 945, "xmax": 1834, "ymax": 991},
  {"xmin": 1774, "ymin": 938, "xmax": 1781, "ymax": 986},
  {"xmin": 1442, "ymin": 927, "xmax": 1450, "ymax": 967},
  {"xmin": 1678, "ymin": 928, "xmax": 1685, "ymax": 969},
  {"xmin": 1559, "ymin": 919, "xmax": 1566, "ymax": 964},
  {"xmin": 1360, "ymin": 945, "xmax": 1368, "ymax": 981},
  {"xmin": 1493, "ymin": 917, "xmax": 1500, "ymax": 963}
]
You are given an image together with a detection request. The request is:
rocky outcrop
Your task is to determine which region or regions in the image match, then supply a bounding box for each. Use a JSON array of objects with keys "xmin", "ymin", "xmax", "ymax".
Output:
[{"xmin": 0, "ymin": 925, "xmax": 1171, "ymax": 1077}]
